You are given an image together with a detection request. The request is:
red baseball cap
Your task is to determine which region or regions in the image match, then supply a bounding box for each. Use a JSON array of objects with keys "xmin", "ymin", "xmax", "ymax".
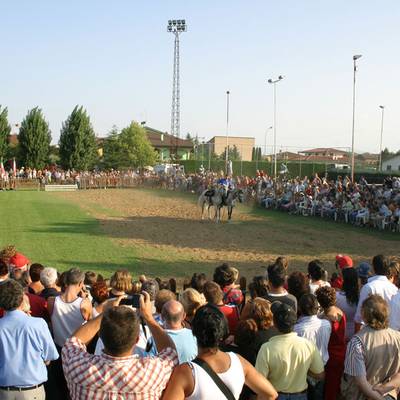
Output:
[
  {"xmin": 8, "ymin": 253, "xmax": 30, "ymax": 270},
  {"xmin": 335, "ymin": 254, "xmax": 353, "ymax": 270}
]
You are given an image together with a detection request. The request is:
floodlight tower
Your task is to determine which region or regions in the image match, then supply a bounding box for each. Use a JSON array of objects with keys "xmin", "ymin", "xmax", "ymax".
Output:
[{"xmin": 167, "ymin": 19, "xmax": 187, "ymax": 139}]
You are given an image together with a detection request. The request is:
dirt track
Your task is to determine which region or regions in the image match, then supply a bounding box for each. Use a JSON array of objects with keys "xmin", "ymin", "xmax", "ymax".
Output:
[{"xmin": 59, "ymin": 188, "xmax": 400, "ymax": 278}]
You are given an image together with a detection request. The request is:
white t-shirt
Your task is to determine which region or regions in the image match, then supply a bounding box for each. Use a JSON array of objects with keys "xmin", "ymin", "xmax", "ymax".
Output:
[
  {"xmin": 309, "ymin": 281, "xmax": 331, "ymax": 295},
  {"xmin": 336, "ymin": 291, "xmax": 357, "ymax": 340}
]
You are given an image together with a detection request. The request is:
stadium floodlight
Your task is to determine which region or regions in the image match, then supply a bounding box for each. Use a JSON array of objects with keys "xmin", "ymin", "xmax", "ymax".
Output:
[
  {"xmin": 267, "ymin": 75, "xmax": 285, "ymax": 178},
  {"xmin": 351, "ymin": 54, "xmax": 362, "ymax": 182},
  {"xmin": 378, "ymin": 105, "xmax": 385, "ymax": 171},
  {"xmin": 167, "ymin": 19, "xmax": 187, "ymax": 141}
]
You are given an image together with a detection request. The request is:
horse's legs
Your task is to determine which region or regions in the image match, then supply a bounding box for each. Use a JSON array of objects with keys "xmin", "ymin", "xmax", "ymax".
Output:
[{"xmin": 201, "ymin": 201, "xmax": 205, "ymax": 220}]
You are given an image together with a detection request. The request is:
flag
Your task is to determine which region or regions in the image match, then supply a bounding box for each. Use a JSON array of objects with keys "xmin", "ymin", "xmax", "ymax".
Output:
[
  {"xmin": 0, "ymin": 159, "xmax": 5, "ymax": 179},
  {"xmin": 12, "ymin": 158, "xmax": 16, "ymax": 177}
]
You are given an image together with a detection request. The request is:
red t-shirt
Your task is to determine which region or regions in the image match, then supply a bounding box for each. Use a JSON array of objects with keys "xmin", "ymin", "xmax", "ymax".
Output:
[
  {"xmin": 218, "ymin": 304, "xmax": 239, "ymax": 334},
  {"xmin": 26, "ymin": 292, "xmax": 49, "ymax": 321}
]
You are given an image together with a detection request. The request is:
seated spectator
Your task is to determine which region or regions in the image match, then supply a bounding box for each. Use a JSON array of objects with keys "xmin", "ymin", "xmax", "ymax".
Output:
[
  {"xmin": 40, "ymin": 267, "xmax": 60, "ymax": 300},
  {"xmin": 109, "ymin": 269, "xmax": 132, "ymax": 297},
  {"xmin": 155, "ymin": 289, "xmax": 176, "ymax": 325},
  {"xmin": 315, "ymin": 286, "xmax": 346, "ymax": 400},
  {"xmin": 343, "ymin": 295, "xmax": 400, "ymax": 399},
  {"xmin": 336, "ymin": 267, "xmax": 359, "ymax": 340},
  {"xmin": 355, "ymin": 255, "xmax": 398, "ymax": 330},
  {"xmin": 213, "ymin": 263, "xmax": 243, "ymax": 306},
  {"xmin": 308, "ymin": 259, "xmax": 330, "ymax": 294},
  {"xmin": 28, "ymin": 263, "xmax": 44, "ymax": 294},
  {"xmin": 264, "ymin": 263, "xmax": 297, "ymax": 313},
  {"xmin": 287, "ymin": 271, "xmax": 310, "ymax": 303},
  {"xmin": 203, "ymin": 281, "xmax": 239, "ymax": 334},
  {"xmin": 190, "ymin": 272, "xmax": 207, "ymax": 293},
  {"xmin": 180, "ymin": 288, "xmax": 206, "ymax": 328},
  {"xmin": 256, "ymin": 301, "xmax": 325, "ymax": 398},
  {"xmin": 162, "ymin": 300, "xmax": 197, "ymax": 363},
  {"xmin": 62, "ymin": 292, "xmax": 179, "ymax": 399},
  {"xmin": 163, "ymin": 304, "xmax": 278, "ymax": 400},
  {"xmin": 0, "ymin": 280, "xmax": 58, "ymax": 399}
]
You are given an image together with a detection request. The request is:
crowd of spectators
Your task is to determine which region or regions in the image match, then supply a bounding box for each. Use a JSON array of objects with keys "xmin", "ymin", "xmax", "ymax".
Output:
[{"xmin": 1, "ymin": 244, "xmax": 400, "ymax": 399}]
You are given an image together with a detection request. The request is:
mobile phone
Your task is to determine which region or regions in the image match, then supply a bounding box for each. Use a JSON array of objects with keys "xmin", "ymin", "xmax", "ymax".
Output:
[{"xmin": 120, "ymin": 294, "xmax": 141, "ymax": 308}]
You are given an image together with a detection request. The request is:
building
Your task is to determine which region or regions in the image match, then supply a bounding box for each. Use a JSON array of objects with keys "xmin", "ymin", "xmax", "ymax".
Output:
[
  {"xmin": 145, "ymin": 127, "xmax": 193, "ymax": 161},
  {"xmin": 382, "ymin": 155, "xmax": 400, "ymax": 172},
  {"xmin": 207, "ymin": 136, "xmax": 255, "ymax": 161},
  {"xmin": 300, "ymin": 147, "xmax": 348, "ymax": 161}
]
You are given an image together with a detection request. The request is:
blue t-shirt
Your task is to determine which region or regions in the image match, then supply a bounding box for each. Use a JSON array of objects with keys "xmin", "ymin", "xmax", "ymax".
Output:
[
  {"xmin": 165, "ymin": 328, "xmax": 197, "ymax": 364},
  {"xmin": 0, "ymin": 310, "xmax": 59, "ymax": 387}
]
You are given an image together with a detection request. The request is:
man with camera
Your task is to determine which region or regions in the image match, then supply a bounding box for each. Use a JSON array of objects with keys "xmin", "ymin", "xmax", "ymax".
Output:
[{"xmin": 62, "ymin": 291, "xmax": 178, "ymax": 399}]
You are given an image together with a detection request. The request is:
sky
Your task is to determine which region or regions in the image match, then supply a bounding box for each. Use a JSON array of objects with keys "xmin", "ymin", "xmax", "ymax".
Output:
[{"xmin": 1, "ymin": 0, "xmax": 400, "ymax": 153}]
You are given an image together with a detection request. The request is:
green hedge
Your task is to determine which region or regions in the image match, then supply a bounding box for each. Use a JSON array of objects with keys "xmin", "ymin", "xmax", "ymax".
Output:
[{"xmin": 180, "ymin": 160, "xmax": 328, "ymax": 178}]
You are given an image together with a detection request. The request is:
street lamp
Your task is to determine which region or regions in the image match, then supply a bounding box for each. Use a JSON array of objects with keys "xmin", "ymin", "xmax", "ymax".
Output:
[
  {"xmin": 225, "ymin": 90, "xmax": 230, "ymax": 174},
  {"xmin": 265, "ymin": 126, "xmax": 273, "ymax": 159},
  {"xmin": 268, "ymin": 75, "xmax": 284, "ymax": 178},
  {"xmin": 351, "ymin": 54, "xmax": 362, "ymax": 182},
  {"xmin": 379, "ymin": 105, "xmax": 385, "ymax": 171}
]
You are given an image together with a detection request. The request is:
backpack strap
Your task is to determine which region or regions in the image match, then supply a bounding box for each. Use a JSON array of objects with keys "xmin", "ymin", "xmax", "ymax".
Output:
[{"xmin": 192, "ymin": 358, "xmax": 236, "ymax": 400}]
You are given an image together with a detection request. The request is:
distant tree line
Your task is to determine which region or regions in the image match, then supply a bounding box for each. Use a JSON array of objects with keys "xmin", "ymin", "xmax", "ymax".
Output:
[{"xmin": 0, "ymin": 105, "xmax": 157, "ymax": 170}]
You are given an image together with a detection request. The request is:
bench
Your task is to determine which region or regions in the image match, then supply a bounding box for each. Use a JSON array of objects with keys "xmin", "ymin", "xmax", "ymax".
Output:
[{"xmin": 44, "ymin": 184, "xmax": 78, "ymax": 192}]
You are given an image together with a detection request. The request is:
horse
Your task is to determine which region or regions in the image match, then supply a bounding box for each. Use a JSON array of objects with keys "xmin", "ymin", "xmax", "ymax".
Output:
[
  {"xmin": 198, "ymin": 187, "xmax": 224, "ymax": 221},
  {"xmin": 218, "ymin": 189, "xmax": 245, "ymax": 222}
]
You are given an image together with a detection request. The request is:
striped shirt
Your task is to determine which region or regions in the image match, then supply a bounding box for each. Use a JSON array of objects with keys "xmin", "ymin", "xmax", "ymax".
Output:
[
  {"xmin": 344, "ymin": 336, "xmax": 365, "ymax": 376},
  {"xmin": 294, "ymin": 315, "xmax": 331, "ymax": 365},
  {"xmin": 62, "ymin": 337, "xmax": 178, "ymax": 400}
]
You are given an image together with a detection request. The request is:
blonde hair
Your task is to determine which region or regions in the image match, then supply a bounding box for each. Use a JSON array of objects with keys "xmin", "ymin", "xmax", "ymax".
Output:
[
  {"xmin": 110, "ymin": 270, "xmax": 133, "ymax": 293},
  {"xmin": 181, "ymin": 288, "xmax": 206, "ymax": 319},
  {"xmin": 248, "ymin": 297, "xmax": 273, "ymax": 330}
]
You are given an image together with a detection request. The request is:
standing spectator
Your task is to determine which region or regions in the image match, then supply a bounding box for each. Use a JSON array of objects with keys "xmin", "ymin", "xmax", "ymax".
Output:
[
  {"xmin": 355, "ymin": 255, "xmax": 398, "ymax": 329},
  {"xmin": 315, "ymin": 287, "xmax": 347, "ymax": 400},
  {"xmin": 264, "ymin": 263, "xmax": 297, "ymax": 313},
  {"xmin": 39, "ymin": 267, "xmax": 60, "ymax": 300},
  {"xmin": 180, "ymin": 288, "xmax": 206, "ymax": 328},
  {"xmin": 308, "ymin": 260, "xmax": 330, "ymax": 295},
  {"xmin": 331, "ymin": 254, "xmax": 354, "ymax": 289},
  {"xmin": 8, "ymin": 252, "xmax": 30, "ymax": 281},
  {"xmin": 163, "ymin": 304, "xmax": 278, "ymax": 400},
  {"xmin": 47, "ymin": 269, "xmax": 92, "ymax": 399},
  {"xmin": 343, "ymin": 295, "xmax": 400, "ymax": 400},
  {"xmin": 109, "ymin": 270, "xmax": 132, "ymax": 297},
  {"xmin": 213, "ymin": 264, "xmax": 243, "ymax": 306},
  {"xmin": 256, "ymin": 302, "xmax": 325, "ymax": 399},
  {"xmin": 90, "ymin": 281, "xmax": 110, "ymax": 318},
  {"xmin": 248, "ymin": 276, "xmax": 269, "ymax": 299},
  {"xmin": 162, "ymin": 300, "xmax": 198, "ymax": 363},
  {"xmin": 190, "ymin": 272, "xmax": 207, "ymax": 293},
  {"xmin": 0, "ymin": 260, "xmax": 8, "ymax": 283},
  {"xmin": 294, "ymin": 294, "xmax": 331, "ymax": 366},
  {"xmin": 48, "ymin": 268, "xmax": 92, "ymax": 347},
  {"xmin": 287, "ymin": 271, "xmax": 310, "ymax": 303},
  {"xmin": 62, "ymin": 292, "xmax": 179, "ymax": 399},
  {"xmin": 0, "ymin": 280, "xmax": 58, "ymax": 399},
  {"xmin": 336, "ymin": 268, "xmax": 359, "ymax": 340},
  {"xmin": 203, "ymin": 281, "xmax": 240, "ymax": 334},
  {"xmin": 356, "ymin": 262, "xmax": 372, "ymax": 287},
  {"xmin": 28, "ymin": 263, "xmax": 44, "ymax": 295},
  {"xmin": 154, "ymin": 289, "xmax": 176, "ymax": 324}
]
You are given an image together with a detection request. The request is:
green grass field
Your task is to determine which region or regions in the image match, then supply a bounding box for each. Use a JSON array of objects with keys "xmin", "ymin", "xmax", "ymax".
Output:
[
  {"xmin": 0, "ymin": 189, "xmax": 399, "ymax": 280},
  {"xmin": 0, "ymin": 191, "xmax": 139, "ymax": 277}
]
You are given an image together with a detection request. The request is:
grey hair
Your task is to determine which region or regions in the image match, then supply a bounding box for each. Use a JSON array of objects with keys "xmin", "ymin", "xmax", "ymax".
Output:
[{"xmin": 40, "ymin": 267, "xmax": 58, "ymax": 287}]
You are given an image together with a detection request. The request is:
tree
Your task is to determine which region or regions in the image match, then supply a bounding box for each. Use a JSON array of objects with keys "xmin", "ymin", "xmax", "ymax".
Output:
[
  {"xmin": 102, "ymin": 122, "xmax": 157, "ymax": 169},
  {"xmin": 59, "ymin": 106, "xmax": 98, "ymax": 170},
  {"xmin": 19, "ymin": 107, "xmax": 51, "ymax": 169},
  {"xmin": 0, "ymin": 106, "xmax": 11, "ymax": 160},
  {"xmin": 220, "ymin": 145, "xmax": 241, "ymax": 161}
]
